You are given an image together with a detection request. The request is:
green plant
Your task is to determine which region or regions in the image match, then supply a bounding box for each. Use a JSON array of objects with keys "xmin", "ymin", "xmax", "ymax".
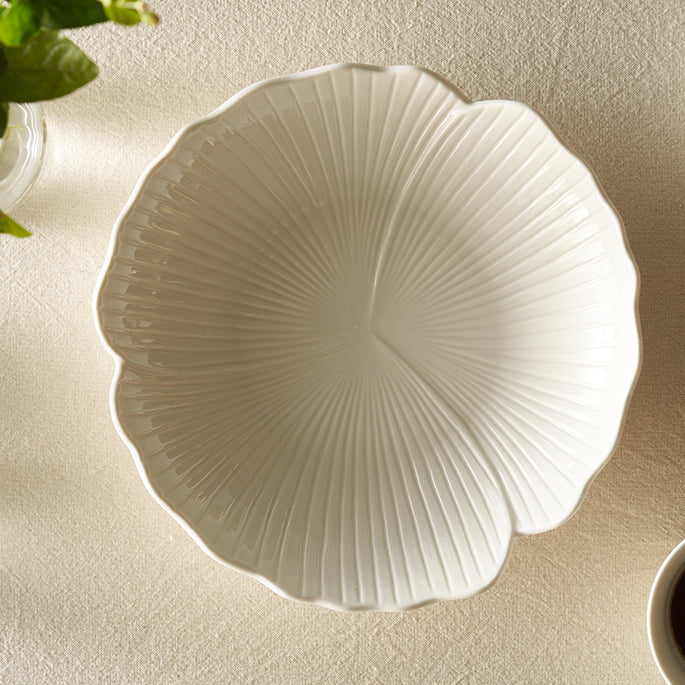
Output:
[{"xmin": 0, "ymin": 0, "xmax": 158, "ymax": 237}]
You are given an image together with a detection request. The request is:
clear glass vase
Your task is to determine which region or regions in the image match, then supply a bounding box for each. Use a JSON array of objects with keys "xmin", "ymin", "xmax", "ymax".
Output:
[{"xmin": 0, "ymin": 102, "xmax": 46, "ymax": 212}]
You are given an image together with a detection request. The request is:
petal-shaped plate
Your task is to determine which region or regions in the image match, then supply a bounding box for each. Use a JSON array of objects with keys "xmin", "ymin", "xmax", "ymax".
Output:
[{"xmin": 94, "ymin": 64, "xmax": 640, "ymax": 610}]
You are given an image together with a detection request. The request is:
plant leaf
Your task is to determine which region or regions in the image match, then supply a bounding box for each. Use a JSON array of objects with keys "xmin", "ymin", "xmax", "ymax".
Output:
[
  {"xmin": 0, "ymin": 212, "xmax": 31, "ymax": 237},
  {"xmin": 0, "ymin": 1, "xmax": 109, "ymax": 46},
  {"xmin": 100, "ymin": 0, "xmax": 158, "ymax": 26},
  {"xmin": 0, "ymin": 0, "xmax": 40, "ymax": 47},
  {"xmin": 36, "ymin": 0, "xmax": 108, "ymax": 30},
  {"xmin": 0, "ymin": 29, "xmax": 98, "ymax": 102}
]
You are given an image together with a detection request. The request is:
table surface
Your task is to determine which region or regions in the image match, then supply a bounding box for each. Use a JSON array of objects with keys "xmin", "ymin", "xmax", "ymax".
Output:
[{"xmin": 2, "ymin": 1, "xmax": 683, "ymax": 682}]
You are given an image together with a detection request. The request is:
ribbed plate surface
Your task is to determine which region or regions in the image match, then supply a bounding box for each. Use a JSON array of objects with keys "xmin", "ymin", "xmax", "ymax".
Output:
[{"xmin": 95, "ymin": 64, "xmax": 640, "ymax": 610}]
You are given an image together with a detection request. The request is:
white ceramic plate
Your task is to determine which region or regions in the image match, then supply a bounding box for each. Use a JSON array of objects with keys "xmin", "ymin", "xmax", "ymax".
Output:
[{"xmin": 94, "ymin": 64, "xmax": 640, "ymax": 610}]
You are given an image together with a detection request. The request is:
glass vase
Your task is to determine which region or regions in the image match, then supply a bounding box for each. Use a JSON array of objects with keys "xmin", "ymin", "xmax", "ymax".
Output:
[{"xmin": 0, "ymin": 102, "xmax": 46, "ymax": 212}]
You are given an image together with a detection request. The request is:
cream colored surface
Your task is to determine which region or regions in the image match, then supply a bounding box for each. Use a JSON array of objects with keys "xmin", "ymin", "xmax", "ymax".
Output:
[{"xmin": 1, "ymin": 0, "xmax": 682, "ymax": 682}]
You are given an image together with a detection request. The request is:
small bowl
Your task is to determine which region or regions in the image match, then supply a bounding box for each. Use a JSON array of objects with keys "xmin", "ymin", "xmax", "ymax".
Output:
[
  {"xmin": 94, "ymin": 64, "xmax": 640, "ymax": 610},
  {"xmin": 648, "ymin": 540, "xmax": 685, "ymax": 683}
]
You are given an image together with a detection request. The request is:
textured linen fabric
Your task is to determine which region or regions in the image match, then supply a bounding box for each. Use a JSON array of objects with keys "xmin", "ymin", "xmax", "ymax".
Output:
[{"xmin": 1, "ymin": 0, "xmax": 682, "ymax": 682}]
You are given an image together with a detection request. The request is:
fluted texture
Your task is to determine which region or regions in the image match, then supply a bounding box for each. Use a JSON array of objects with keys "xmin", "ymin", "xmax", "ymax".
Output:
[{"xmin": 96, "ymin": 65, "xmax": 639, "ymax": 609}]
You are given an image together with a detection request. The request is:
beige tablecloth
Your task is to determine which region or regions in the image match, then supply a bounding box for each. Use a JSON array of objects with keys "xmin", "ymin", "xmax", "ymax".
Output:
[{"xmin": 2, "ymin": 1, "xmax": 683, "ymax": 682}]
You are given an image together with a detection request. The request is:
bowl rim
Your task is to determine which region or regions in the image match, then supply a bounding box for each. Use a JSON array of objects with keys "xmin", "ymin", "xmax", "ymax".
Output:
[
  {"xmin": 93, "ymin": 63, "xmax": 642, "ymax": 611},
  {"xmin": 648, "ymin": 539, "xmax": 685, "ymax": 683}
]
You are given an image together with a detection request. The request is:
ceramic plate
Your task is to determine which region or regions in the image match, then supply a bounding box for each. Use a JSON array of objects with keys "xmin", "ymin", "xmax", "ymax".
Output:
[{"xmin": 94, "ymin": 64, "xmax": 640, "ymax": 610}]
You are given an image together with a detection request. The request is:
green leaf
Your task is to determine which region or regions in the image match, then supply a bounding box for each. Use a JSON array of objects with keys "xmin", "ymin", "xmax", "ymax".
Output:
[
  {"xmin": 36, "ymin": 1, "xmax": 108, "ymax": 30},
  {"xmin": 0, "ymin": 29, "xmax": 98, "ymax": 102},
  {"xmin": 0, "ymin": 0, "xmax": 41, "ymax": 47},
  {"xmin": 0, "ymin": 0, "xmax": 156, "ymax": 47},
  {"xmin": 100, "ymin": 0, "xmax": 158, "ymax": 26},
  {"xmin": 0, "ymin": 212, "xmax": 31, "ymax": 237},
  {"xmin": 0, "ymin": 101, "xmax": 7, "ymax": 138},
  {"xmin": 0, "ymin": 1, "xmax": 109, "ymax": 48}
]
